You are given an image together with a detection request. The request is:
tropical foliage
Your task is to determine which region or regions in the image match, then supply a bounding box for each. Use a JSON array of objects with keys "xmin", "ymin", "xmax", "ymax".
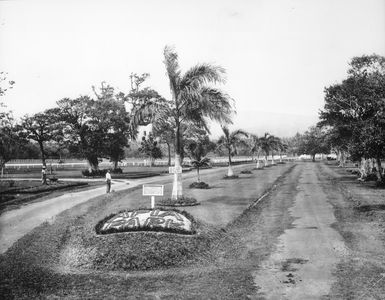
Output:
[
  {"xmin": 319, "ymin": 54, "xmax": 385, "ymax": 184},
  {"xmin": 162, "ymin": 46, "xmax": 234, "ymax": 199},
  {"xmin": 217, "ymin": 126, "xmax": 248, "ymax": 176}
]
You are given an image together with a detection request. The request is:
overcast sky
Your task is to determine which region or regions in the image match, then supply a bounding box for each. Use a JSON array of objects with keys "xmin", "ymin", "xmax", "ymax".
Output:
[{"xmin": 0, "ymin": 0, "xmax": 384, "ymax": 137}]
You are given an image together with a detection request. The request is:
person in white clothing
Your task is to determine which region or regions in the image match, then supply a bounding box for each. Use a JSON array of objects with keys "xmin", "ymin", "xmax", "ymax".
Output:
[{"xmin": 105, "ymin": 170, "xmax": 112, "ymax": 193}]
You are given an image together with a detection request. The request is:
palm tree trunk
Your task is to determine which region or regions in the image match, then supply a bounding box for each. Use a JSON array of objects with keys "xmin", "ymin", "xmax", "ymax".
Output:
[
  {"xmin": 197, "ymin": 167, "xmax": 200, "ymax": 182},
  {"xmin": 256, "ymin": 154, "xmax": 260, "ymax": 169},
  {"xmin": 227, "ymin": 147, "xmax": 234, "ymax": 176},
  {"xmin": 171, "ymin": 124, "xmax": 183, "ymax": 200}
]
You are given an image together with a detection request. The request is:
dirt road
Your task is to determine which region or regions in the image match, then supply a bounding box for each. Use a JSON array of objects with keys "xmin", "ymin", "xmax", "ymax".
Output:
[{"xmin": 253, "ymin": 162, "xmax": 347, "ymax": 299}]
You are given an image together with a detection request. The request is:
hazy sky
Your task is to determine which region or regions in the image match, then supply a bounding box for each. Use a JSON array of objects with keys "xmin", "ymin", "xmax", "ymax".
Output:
[{"xmin": 0, "ymin": 0, "xmax": 384, "ymax": 137}]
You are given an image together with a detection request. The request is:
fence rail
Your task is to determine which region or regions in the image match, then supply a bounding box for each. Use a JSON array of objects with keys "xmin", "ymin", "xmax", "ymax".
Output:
[{"xmin": 5, "ymin": 155, "xmax": 291, "ymax": 169}]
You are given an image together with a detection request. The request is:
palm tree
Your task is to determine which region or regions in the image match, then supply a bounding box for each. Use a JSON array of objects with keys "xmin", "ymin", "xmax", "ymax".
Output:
[
  {"xmin": 247, "ymin": 134, "xmax": 263, "ymax": 168},
  {"xmin": 163, "ymin": 46, "xmax": 234, "ymax": 200},
  {"xmin": 276, "ymin": 139, "xmax": 288, "ymax": 163},
  {"xmin": 186, "ymin": 140, "xmax": 211, "ymax": 183},
  {"xmin": 217, "ymin": 126, "xmax": 248, "ymax": 177},
  {"xmin": 259, "ymin": 132, "xmax": 278, "ymax": 166}
]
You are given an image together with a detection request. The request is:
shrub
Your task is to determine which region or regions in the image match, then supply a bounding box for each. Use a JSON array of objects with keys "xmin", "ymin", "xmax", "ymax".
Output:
[
  {"xmin": 111, "ymin": 168, "xmax": 123, "ymax": 174},
  {"xmin": 223, "ymin": 175, "xmax": 239, "ymax": 179},
  {"xmin": 158, "ymin": 196, "xmax": 200, "ymax": 207},
  {"xmin": 82, "ymin": 169, "xmax": 108, "ymax": 177},
  {"xmin": 240, "ymin": 170, "xmax": 252, "ymax": 174},
  {"xmin": 189, "ymin": 182, "xmax": 210, "ymax": 189}
]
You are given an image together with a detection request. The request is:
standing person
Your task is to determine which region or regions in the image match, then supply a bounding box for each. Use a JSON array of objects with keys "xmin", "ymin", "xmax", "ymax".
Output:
[
  {"xmin": 105, "ymin": 170, "xmax": 112, "ymax": 193},
  {"xmin": 41, "ymin": 166, "xmax": 47, "ymax": 185}
]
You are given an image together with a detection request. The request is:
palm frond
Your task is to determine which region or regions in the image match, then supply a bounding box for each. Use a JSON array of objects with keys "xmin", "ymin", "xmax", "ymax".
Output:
[
  {"xmin": 180, "ymin": 64, "xmax": 226, "ymax": 90},
  {"xmin": 163, "ymin": 45, "xmax": 181, "ymax": 98}
]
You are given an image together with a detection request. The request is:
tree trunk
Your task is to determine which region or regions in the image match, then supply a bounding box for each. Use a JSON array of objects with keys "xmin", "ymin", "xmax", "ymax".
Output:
[
  {"xmin": 87, "ymin": 154, "xmax": 99, "ymax": 172},
  {"xmin": 227, "ymin": 147, "xmax": 234, "ymax": 176},
  {"xmin": 375, "ymin": 157, "xmax": 383, "ymax": 184},
  {"xmin": 38, "ymin": 141, "xmax": 46, "ymax": 167},
  {"xmin": 197, "ymin": 167, "xmax": 200, "ymax": 182},
  {"xmin": 264, "ymin": 153, "xmax": 268, "ymax": 166},
  {"xmin": 271, "ymin": 151, "xmax": 275, "ymax": 165},
  {"xmin": 113, "ymin": 160, "xmax": 118, "ymax": 170},
  {"xmin": 312, "ymin": 154, "xmax": 316, "ymax": 162},
  {"xmin": 359, "ymin": 157, "xmax": 366, "ymax": 180},
  {"xmin": 256, "ymin": 154, "xmax": 260, "ymax": 169},
  {"xmin": 171, "ymin": 153, "xmax": 183, "ymax": 200},
  {"xmin": 171, "ymin": 124, "xmax": 183, "ymax": 200},
  {"xmin": 167, "ymin": 142, "xmax": 171, "ymax": 166}
]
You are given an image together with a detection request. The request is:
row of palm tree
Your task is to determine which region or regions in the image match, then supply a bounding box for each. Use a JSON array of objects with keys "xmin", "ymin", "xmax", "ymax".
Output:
[{"xmin": 217, "ymin": 127, "xmax": 288, "ymax": 178}]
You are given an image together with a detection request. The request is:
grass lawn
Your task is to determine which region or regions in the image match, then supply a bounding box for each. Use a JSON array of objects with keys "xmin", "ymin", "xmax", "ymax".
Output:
[
  {"xmin": 2, "ymin": 166, "xmax": 170, "ymax": 179},
  {"xmin": 0, "ymin": 162, "xmax": 295, "ymax": 298},
  {"xmin": 0, "ymin": 180, "xmax": 101, "ymax": 213}
]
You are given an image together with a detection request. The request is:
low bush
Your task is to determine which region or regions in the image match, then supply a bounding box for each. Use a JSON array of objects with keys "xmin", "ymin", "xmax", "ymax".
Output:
[
  {"xmin": 158, "ymin": 196, "xmax": 200, "ymax": 207},
  {"xmin": 82, "ymin": 169, "xmax": 108, "ymax": 177},
  {"xmin": 240, "ymin": 170, "xmax": 252, "ymax": 174},
  {"xmin": 223, "ymin": 175, "xmax": 239, "ymax": 179},
  {"xmin": 189, "ymin": 181, "xmax": 210, "ymax": 189}
]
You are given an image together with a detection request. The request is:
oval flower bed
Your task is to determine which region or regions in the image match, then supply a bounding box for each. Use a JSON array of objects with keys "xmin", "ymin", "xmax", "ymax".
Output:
[{"xmin": 96, "ymin": 209, "xmax": 196, "ymax": 235}]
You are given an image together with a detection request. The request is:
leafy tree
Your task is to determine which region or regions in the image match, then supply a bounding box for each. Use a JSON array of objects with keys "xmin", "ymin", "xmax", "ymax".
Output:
[
  {"xmin": 297, "ymin": 126, "xmax": 329, "ymax": 161},
  {"xmin": 138, "ymin": 134, "xmax": 162, "ymax": 166},
  {"xmin": 0, "ymin": 104, "xmax": 24, "ymax": 176},
  {"xmin": 275, "ymin": 138, "xmax": 288, "ymax": 163},
  {"xmin": 163, "ymin": 46, "xmax": 234, "ymax": 199},
  {"xmin": 217, "ymin": 126, "xmax": 248, "ymax": 176},
  {"xmin": 19, "ymin": 109, "xmax": 59, "ymax": 167},
  {"xmin": 56, "ymin": 94, "xmax": 132, "ymax": 171},
  {"xmin": 93, "ymin": 82, "xmax": 132, "ymax": 169},
  {"xmin": 320, "ymin": 54, "xmax": 385, "ymax": 183},
  {"xmin": 0, "ymin": 72, "xmax": 15, "ymax": 96}
]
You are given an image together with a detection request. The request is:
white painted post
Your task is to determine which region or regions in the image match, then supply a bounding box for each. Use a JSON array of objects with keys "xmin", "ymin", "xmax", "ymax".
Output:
[{"xmin": 151, "ymin": 196, "xmax": 155, "ymax": 209}]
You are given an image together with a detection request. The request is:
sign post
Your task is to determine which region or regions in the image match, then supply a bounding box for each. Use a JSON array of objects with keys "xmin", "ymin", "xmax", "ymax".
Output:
[{"xmin": 142, "ymin": 185, "xmax": 164, "ymax": 209}]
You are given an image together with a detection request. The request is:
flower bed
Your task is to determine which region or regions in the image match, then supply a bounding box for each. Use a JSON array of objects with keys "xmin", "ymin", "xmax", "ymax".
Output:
[{"xmin": 96, "ymin": 208, "xmax": 196, "ymax": 235}]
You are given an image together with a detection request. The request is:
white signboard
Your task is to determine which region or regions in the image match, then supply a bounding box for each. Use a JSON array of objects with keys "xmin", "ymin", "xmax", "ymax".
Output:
[
  {"xmin": 169, "ymin": 166, "xmax": 182, "ymax": 174},
  {"xmin": 142, "ymin": 185, "xmax": 164, "ymax": 196}
]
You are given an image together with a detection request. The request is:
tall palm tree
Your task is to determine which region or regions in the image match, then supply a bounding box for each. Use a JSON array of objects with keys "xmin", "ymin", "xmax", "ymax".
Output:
[
  {"xmin": 163, "ymin": 46, "xmax": 234, "ymax": 200},
  {"xmin": 217, "ymin": 126, "xmax": 248, "ymax": 177}
]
